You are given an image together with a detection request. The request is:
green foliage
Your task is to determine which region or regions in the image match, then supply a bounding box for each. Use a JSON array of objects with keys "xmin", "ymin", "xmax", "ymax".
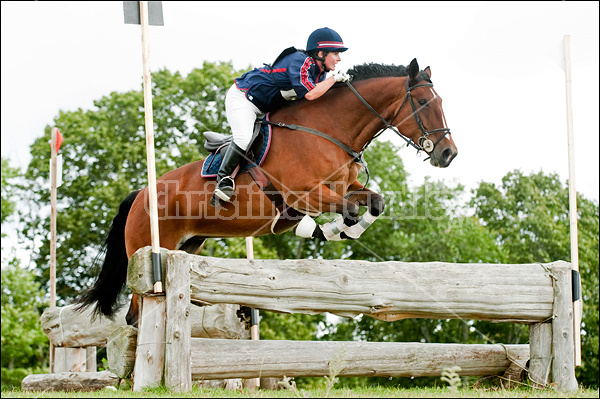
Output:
[
  {"xmin": 21, "ymin": 62, "xmax": 249, "ymax": 303},
  {"xmin": 1, "ymin": 261, "xmax": 49, "ymax": 388},
  {"xmin": 1, "ymin": 157, "xmax": 21, "ymax": 229},
  {"xmin": 441, "ymin": 366, "xmax": 462, "ymax": 393}
]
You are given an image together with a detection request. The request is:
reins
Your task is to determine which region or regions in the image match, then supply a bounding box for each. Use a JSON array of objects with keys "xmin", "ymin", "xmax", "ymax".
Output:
[
  {"xmin": 259, "ymin": 72, "xmax": 451, "ymax": 197},
  {"xmin": 344, "ymin": 79, "xmax": 421, "ymax": 152}
]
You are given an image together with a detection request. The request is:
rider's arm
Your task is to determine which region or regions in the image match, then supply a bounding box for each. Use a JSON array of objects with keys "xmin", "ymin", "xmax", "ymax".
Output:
[{"xmin": 304, "ymin": 75, "xmax": 336, "ymax": 101}]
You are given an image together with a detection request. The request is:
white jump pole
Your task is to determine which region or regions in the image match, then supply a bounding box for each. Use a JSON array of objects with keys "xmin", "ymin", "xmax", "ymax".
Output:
[
  {"xmin": 49, "ymin": 127, "xmax": 59, "ymax": 372},
  {"xmin": 563, "ymin": 34, "xmax": 581, "ymax": 367},
  {"xmin": 140, "ymin": 1, "xmax": 162, "ymax": 293}
]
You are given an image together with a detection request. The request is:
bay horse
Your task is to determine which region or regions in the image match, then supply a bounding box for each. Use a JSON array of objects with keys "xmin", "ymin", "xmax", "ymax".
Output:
[{"xmin": 76, "ymin": 58, "xmax": 457, "ymax": 325}]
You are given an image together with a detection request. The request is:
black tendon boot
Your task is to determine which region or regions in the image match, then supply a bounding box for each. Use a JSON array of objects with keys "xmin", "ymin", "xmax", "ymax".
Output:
[{"xmin": 210, "ymin": 142, "xmax": 245, "ymax": 206}]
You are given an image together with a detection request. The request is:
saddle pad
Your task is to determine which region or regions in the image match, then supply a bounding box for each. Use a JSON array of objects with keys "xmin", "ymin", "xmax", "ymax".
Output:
[{"xmin": 201, "ymin": 115, "xmax": 272, "ymax": 178}]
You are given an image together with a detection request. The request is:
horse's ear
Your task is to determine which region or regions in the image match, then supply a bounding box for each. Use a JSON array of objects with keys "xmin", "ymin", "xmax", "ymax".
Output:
[
  {"xmin": 408, "ymin": 58, "xmax": 419, "ymax": 80},
  {"xmin": 424, "ymin": 66, "xmax": 431, "ymax": 79}
]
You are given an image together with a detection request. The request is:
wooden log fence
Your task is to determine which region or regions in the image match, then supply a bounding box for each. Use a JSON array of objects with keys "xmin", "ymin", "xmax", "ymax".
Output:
[
  {"xmin": 23, "ymin": 268, "xmax": 248, "ymax": 391},
  {"xmin": 125, "ymin": 246, "xmax": 578, "ymax": 392}
]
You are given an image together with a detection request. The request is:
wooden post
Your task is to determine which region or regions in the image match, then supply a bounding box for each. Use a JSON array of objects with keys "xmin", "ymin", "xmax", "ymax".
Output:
[
  {"xmin": 49, "ymin": 127, "xmax": 58, "ymax": 372},
  {"xmin": 528, "ymin": 323, "xmax": 552, "ymax": 388},
  {"xmin": 132, "ymin": 295, "xmax": 166, "ymax": 391},
  {"xmin": 563, "ymin": 34, "xmax": 582, "ymax": 368},
  {"xmin": 245, "ymin": 237, "xmax": 260, "ymax": 390},
  {"xmin": 53, "ymin": 347, "xmax": 86, "ymax": 373},
  {"xmin": 86, "ymin": 347, "xmax": 97, "ymax": 372},
  {"xmin": 164, "ymin": 252, "xmax": 192, "ymax": 392},
  {"xmin": 550, "ymin": 263, "xmax": 578, "ymax": 391},
  {"xmin": 107, "ymin": 325, "xmax": 138, "ymax": 379}
]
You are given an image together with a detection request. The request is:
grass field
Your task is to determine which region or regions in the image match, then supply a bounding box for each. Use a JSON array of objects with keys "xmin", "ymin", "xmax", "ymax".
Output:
[{"xmin": 2, "ymin": 385, "xmax": 598, "ymax": 398}]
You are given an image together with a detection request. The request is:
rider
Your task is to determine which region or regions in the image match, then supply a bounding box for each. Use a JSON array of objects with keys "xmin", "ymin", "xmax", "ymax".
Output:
[{"xmin": 211, "ymin": 27, "xmax": 351, "ymax": 205}]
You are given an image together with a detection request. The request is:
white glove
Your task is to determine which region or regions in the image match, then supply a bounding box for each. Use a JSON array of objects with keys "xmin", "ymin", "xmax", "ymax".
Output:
[{"xmin": 333, "ymin": 72, "xmax": 350, "ymax": 83}]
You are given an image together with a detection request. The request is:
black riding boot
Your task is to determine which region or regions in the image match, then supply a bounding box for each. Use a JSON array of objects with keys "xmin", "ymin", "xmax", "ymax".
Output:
[{"xmin": 211, "ymin": 142, "xmax": 245, "ymax": 205}]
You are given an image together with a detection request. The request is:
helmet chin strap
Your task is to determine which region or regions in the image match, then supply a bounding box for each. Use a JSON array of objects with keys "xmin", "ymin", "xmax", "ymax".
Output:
[{"xmin": 313, "ymin": 51, "xmax": 330, "ymax": 72}]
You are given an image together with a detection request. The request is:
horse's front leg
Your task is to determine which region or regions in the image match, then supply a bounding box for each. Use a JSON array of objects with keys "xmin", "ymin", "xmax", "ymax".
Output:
[
  {"xmin": 294, "ymin": 181, "xmax": 384, "ymax": 241},
  {"xmin": 338, "ymin": 182, "xmax": 385, "ymax": 240},
  {"xmin": 308, "ymin": 181, "xmax": 385, "ymax": 241},
  {"xmin": 292, "ymin": 184, "xmax": 360, "ymax": 241}
]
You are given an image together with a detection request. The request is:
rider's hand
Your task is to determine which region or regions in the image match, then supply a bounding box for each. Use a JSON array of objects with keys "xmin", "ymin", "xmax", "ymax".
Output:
[{"xmin": 333, "ymin": 72, "xmax": 350, "ymax": 83}]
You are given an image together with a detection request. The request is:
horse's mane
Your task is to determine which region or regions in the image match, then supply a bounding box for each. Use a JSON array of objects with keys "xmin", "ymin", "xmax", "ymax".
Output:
[
  {"xmin": 345, "ymin": 62, "xmax": 430, "ymax": 83},
  {"xmin": 346, "ymin": 63, "xmax": 408, "ymax": 81}
]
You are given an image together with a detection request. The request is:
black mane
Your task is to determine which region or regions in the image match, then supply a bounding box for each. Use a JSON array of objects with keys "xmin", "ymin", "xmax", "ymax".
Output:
[
  {"xmin": 347, "ymin": 63, "xmax": 408, "ymax": 81},
  {"xmin": 345, "ymin": 62, "xmax": 431, "ymax": 83}
]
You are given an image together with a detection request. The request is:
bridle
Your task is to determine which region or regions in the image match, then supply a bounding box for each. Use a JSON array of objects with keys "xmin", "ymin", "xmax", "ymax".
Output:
[{"xmin": 345, "ymin": 76, "xmax": 452, "ymax": 159}]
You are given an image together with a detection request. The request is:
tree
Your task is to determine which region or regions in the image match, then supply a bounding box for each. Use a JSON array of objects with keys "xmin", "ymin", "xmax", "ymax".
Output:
[
  {"xmin": 1, "ymin": 156, "xmax": 49, "ymax": 388},
  {"xmin": 1, "ymin": 157, "xmax": 21, "ymax": 231},
  {"xmin": 22, "ymin": 62, "xmax": 248, "ymax": 303},
  {"xmin": 471, "ymin": 170, "xmax": 599, "ymax": 388},
  {"xmin": 1, "ymin": 263, "xmax": 49, "ymax": 387}
]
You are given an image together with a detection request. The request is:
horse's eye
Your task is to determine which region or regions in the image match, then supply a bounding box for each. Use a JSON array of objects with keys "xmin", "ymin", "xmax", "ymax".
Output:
[{"xmin": 418, "ymin": 99, "xmax": 428, "ymax": 106}]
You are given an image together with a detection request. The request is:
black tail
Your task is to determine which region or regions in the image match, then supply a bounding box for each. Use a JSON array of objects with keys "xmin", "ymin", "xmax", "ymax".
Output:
[{"xmin": 76, "ymin": 189, "xmax": 140, "ymax": 319}]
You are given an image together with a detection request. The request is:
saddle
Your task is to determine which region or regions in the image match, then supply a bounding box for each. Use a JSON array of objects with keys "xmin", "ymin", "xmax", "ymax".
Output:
[
  {"xmin": 201, "ymin": 120, "xmax": 268, "ymax": 178},
  {"xmin": 202, "ymin": 115, "xmax": 304, "ymax": 232}
]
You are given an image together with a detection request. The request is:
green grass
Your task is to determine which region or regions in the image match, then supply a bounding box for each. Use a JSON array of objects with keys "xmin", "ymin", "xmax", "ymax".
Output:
[{"xmin": 1, "ymin": 385, "xmax": 598, "ymax": 398}]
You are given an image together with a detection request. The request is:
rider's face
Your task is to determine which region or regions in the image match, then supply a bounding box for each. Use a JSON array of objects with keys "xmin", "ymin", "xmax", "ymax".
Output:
[{"xmin": 318, "ymin": 51, "xmax": 341, "ymax": 72}]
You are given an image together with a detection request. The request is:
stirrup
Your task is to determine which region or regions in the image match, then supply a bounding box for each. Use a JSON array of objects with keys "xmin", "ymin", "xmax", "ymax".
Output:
[{"xmin": 213, "ymin": 176, "xmax": 235, "ymax": 202}]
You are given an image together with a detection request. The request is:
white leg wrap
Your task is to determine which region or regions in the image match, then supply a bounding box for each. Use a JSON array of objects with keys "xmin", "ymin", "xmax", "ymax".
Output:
[
  {"xmin": 295, "ymin": 215, "xmax": 317, "ymax": 238},
  {"xmin": 343, "ymin": 211, "xmax": 378, "ymax": 239},
  {"xmin": 320, "ymin": 216, "xmax": 348, "ymax": 241}
]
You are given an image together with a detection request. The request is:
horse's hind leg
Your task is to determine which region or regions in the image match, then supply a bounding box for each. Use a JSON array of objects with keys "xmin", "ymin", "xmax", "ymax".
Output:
[
  {"xmin": 125, "ymin": 294, "xmax": 140, "ymax": 327},
  {"xmin": 178, "ymin": 236, "xmax": 207, "ymax": 255}
]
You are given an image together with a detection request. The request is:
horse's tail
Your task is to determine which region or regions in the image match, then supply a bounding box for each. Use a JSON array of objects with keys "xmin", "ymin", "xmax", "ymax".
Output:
[{"xmin": 75, "ymin": 189, "xmax": 140, "ymax": 319}]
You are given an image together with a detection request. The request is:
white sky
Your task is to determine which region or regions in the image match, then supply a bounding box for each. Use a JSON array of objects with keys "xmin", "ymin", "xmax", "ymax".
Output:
[{"xmin": 2, "ymin": 1, "xmax": 599, "ymax": 203}]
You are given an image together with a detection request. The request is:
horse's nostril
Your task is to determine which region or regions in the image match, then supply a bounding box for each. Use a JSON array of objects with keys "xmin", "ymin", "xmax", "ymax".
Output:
[
  {"xmin": 443, "ymin": 148, "xmax": 452, "ymax": 161},
  {"xmin": 441, "ymin": 148, "xmax": 457, "ymax": 167}
]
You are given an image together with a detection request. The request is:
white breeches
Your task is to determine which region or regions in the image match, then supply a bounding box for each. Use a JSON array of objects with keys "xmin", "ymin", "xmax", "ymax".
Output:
[{"xmin": 225, "ymin": 84, "xmax": 265, "ymax": 151}]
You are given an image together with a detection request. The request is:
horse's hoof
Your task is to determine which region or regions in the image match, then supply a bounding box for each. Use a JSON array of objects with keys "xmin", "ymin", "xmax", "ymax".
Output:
[{"xmin": 339, "ymin": 232, "xmax": 356, "ymax": 240}]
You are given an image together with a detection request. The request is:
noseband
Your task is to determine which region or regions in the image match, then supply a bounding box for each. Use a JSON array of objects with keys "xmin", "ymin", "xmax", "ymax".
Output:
[{"xmin": 345, "ymin": 77, "xmax": 451, "ymax": 158}]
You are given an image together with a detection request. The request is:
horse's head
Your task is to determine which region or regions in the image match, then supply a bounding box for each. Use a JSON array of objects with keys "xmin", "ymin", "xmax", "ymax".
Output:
[{"xmin": 398, "ymin": 58, "xmax": 458, "ymax": 168}]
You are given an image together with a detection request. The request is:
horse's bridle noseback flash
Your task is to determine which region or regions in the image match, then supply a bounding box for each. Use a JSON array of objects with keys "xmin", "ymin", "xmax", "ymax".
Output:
[{"xmin": 345, "ymin": 76, "xmax": 452, "ymax": 160}]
